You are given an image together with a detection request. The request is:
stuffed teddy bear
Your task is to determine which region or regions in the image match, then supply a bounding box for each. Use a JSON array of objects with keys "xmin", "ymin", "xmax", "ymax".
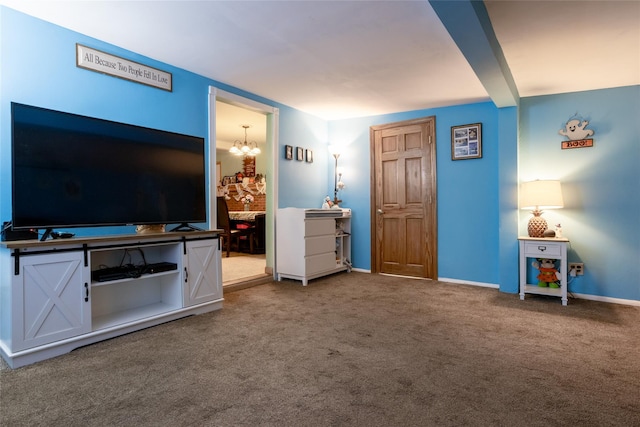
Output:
[
  {"xmin": 322, "ymin": 196, "xmax": 333, "ymax": 209},
  {"xmin": 532, "ymin": 258, "xmax": 561, "ymax": 288}
]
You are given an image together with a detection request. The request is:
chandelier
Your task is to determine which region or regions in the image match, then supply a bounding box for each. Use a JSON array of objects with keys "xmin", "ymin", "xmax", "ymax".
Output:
[{"xmin": 229, "ymin": 125, "xmax": 260, "ymax": 156}]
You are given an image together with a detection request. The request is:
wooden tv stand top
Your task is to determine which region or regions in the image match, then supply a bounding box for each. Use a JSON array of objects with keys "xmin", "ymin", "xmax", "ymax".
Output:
[{"xmin": 1, "ymin": 229, "xmax": 222, "ymax": 249}]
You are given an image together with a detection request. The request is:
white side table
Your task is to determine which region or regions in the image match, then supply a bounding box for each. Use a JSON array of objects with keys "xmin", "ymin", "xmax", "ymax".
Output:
[{"xmin": 518, "ymin": 237, "xmax": 569, "ymax": 306}]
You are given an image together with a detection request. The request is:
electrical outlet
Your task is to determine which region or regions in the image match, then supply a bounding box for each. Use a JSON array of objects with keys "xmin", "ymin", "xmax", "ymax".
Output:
[{"xmin": 569, "ymin": 263, "xmax": 584, "ymax": 276}]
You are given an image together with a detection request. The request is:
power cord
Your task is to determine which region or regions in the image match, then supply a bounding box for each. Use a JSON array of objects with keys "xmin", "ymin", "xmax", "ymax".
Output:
[
  {"xmin": 566, "ymin": 267, "xmax": 579, "ymax": 299},
  {"xmin": 118, "ymin": 248, "xmax": 148, "ymax": 268}
]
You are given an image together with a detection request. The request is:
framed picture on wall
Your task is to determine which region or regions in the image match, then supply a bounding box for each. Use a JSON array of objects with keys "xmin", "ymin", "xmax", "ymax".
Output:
[
  {"xmin": 306, "ymin": 149, "xmax": 313, "ymax": 163},
  {"xmin": 296, "ymin": 147, "xmax": 304, "ymax": 161},
  {"xmin": 243, "ymin": 156, "xmax": 256, "ymax": 177},
  {"xmin": 285, "ymin": 145, "xmax": 293, "ymax": 160},
  {"xmin": 451, "ymin": 123, "xmax": 482, "ymax": 160}
]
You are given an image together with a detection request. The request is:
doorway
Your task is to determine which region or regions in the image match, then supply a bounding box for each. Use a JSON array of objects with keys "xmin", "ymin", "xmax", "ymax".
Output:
[
  {"xmin": 370, "ymin": 116, "xmax": 437, "ymax": 279},
  {"xmin": 209, "ymin": 87, "xmax": 279, "ymax": 288}
]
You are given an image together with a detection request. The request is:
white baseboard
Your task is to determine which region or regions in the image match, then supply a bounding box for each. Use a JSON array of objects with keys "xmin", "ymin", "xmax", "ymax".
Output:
[
  {"xmin": 438, "ymin": 277, "xmax": 499, "ymax": 289},
  {"xmin": 569, "ymin": 292, "xmax": 640, "ymax": 307},
  {"xmin": 355, "ymin": 272, "xmax": 640, "ymax": 307},
  {"xmin": 440, "ymin": 278, "xmax": 640, "ymax": 306}
]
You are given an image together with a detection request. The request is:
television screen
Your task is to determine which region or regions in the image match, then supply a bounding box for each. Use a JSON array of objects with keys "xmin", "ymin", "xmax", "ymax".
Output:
[{"xmin": 11, "ymin": 102, "xmax": 206, "ymax": 231}]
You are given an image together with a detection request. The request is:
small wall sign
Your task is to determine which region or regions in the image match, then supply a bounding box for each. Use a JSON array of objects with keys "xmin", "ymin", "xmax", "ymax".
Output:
[
  {"xmin": 562, "ymin": 139, "xmax": 594, "ymax": 149},
  {"xmin": 559, "ymin": 116, "xmax": 594, "ymax": 150},
  {"xmin": 76, "ymin": 44, "xmax": 172, "ymax": 91}
]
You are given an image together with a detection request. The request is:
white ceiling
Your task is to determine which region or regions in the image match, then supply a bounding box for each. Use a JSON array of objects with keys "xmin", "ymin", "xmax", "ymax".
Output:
[
  {"xmin": 215, "ymin": 102, "xmax": 268, "ymax": 150},
  {"xmin": 2, "ymin": 0, "xmax": 639, "ymax": 147}
]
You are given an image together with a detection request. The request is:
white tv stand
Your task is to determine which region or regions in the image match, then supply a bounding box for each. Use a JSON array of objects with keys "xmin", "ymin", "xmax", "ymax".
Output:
[{"xmin": 0, "ymin": 230, "xmax": 222, "ymax": 368}]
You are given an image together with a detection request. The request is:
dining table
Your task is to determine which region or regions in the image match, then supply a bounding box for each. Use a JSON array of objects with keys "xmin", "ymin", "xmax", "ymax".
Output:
[
  {"xmin": 228, "ymin": 211, "xmax": 266, "ymax": 254},
  {"xmin": 228, "ymin": 210, "xmax": 265, "ymax": 222}
]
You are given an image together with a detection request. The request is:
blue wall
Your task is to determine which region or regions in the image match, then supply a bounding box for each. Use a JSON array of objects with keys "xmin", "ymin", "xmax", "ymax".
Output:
[
  {"xmin": 0, "ymin": 7, "xmax": 328, "ymax": 234},
  {"xmin": 519, "ymin": 86, "xmax": 640, "ymax": 301},
  {"xmin": 0, "ymin": 8, "xmax": 211, "ymax": 235},
  {"xmin": 277, "ymin": 108, "xmax": 329, "ymax": 209},
  {"xmin": 2, "ymin": 7, "xmax": 637, "ymax": 303},
  {"xmin": 328, "ymin": 102, "xmax": 517, "ymax": 288}
]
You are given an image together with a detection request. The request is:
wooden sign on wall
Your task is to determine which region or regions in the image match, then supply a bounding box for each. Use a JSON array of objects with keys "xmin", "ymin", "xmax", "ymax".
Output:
[
  {"xmin": 243, "ymin": 156, "xmax": 256, "ymax": 177},
  {"xmin": 76, "ymin": 44, "xmax": 172, "ymax": 91},
  {"xmin": 561, "ymin": 139, "xmax": 594, "ymax": 149}
]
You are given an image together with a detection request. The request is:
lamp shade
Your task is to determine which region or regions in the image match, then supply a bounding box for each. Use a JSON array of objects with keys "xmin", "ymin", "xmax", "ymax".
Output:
[
  {"xmin": 328, "ymin": 145, "xmax": 341, "ymax": 158},
  {"xmin": 520, "ymin": 180, "xmax": 564, "ymax": 210}
]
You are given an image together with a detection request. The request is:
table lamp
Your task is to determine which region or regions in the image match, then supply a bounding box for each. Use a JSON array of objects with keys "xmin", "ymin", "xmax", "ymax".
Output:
[{"xmin": 520, "ymin": 180, "xmax": 564, "ymax": 237}]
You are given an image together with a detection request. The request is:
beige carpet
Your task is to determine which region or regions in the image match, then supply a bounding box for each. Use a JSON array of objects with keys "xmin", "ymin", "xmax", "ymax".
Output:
[
  {"xmin": 1, "ymin": 272, "xmax": 639, "ymax": 426},
  {"xmin": 221, "ymin": 251, "xmax": 267, "ymax": 284}
]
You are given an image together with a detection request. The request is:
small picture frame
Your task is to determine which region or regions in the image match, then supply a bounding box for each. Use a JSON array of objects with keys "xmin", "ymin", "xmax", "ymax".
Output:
[
  {"xmin": 296, "ymin": 147, "xmax": 304, "ymax": 161},
  {"xmin": 306, "ymin": 149, "xmax": 313, "ymax": 163},
  {"xmin": 285, "ymin": 145, "xmax": 293, "ymax": 160},
  {"xmin": 451, "ymin": 123, "xmax": 482, "ymax": 160}
]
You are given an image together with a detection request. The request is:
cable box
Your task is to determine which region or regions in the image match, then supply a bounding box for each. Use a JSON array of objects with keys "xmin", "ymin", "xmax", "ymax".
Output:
[
  {"xmin": 92, "ymin": 265, "xmax": 141, "ymax": 282},
  {"xmin": 92, "ymin": 262, "xmax": 177, "ymax": 282},
  {"xmin": 142, "ymin": 262, "xmax": 178, "ymax": 274},
  {"xmin": 1, "ymin": 222, "xmax": 39, "ymax": 241}
]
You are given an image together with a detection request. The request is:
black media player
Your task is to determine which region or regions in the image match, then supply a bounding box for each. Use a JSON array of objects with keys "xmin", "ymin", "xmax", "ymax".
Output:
[{"xmin": 142, "ymin": 262, "xmax": 178, "ymax": 275}]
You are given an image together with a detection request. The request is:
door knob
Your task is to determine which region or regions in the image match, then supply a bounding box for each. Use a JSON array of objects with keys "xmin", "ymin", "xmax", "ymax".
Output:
[{"xmin": 377, "ymin": 209, "xmax": 384, "ymax": 214}]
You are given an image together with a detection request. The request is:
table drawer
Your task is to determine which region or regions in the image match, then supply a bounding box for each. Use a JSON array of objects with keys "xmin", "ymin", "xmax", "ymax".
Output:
[
  {"xmin": 305, "ymin": 219, "xmax": 335, "ymax": 237},
  {"xmin": 305, "ymin": 252, "xmax": 337, "ymax": 274},
  {"xmin": 523, "ymin": 241, "xmax": 561, "ymax": 257},
  {"xmin": 305, "ymin": 235, "xmax": 335, "ymax": 256}
]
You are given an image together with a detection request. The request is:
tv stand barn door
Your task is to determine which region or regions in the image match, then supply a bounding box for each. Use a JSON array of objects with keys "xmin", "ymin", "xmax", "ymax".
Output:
[
  {"xmin": 184, "ymin": 240, "xmax": 222, "ymax": 307},
  {"xmin": 13, "ymin": 251, "xmax": 91, "ymax": 352},
  {"xmin": 0, "ymin": 231, "xmax": 222, "ymax": 368}
]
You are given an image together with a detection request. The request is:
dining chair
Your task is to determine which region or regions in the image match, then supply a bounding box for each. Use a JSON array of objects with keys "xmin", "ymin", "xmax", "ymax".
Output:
[
  {"xmin": 251, "ymin": 213, "xmax": 266, "ymax": 254},
  {"xmin": 216, "ymin": 196, "xmax": 254, "ymax": 257}
]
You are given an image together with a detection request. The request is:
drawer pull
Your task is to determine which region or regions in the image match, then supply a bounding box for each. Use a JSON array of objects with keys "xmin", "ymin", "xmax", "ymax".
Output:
[{"xmin": 538, "ymin": 246, "xmax": 547, "ymax": 252}]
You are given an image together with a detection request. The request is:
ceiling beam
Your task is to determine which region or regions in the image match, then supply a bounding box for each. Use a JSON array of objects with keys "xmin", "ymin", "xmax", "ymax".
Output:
[{"xmin": 429, "ymin": 0, "xmax": 519, "ymax": 107}]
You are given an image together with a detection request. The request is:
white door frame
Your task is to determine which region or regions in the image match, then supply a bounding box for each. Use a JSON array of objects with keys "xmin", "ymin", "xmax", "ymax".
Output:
[{"xmin": 208, "ymin": 86, "xmax": 279, "ymax": 277}]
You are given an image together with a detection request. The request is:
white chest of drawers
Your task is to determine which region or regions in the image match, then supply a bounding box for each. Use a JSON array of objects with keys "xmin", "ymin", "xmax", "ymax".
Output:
[{"xmin": 276, "ymin": 208, "xmax": 351, "ymax": 285}]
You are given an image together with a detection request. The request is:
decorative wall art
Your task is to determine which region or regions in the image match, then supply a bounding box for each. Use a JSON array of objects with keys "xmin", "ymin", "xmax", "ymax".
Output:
[
  {"xmin": 243, "ymin": 156, "xmax": 256, "ymax": 177},
  {"xmin": 285, "ymin": 145, "xmax": 314, "ymax": 164},
  {"xmin": 451, "ymin": 123, "xmax": 482, "ymax": 160},
  {"xmin": 559, "ymin": 115, "xmax": 595, "ymax": 149},
  {"xmin": 76, "ymin": 44, "xmax": 172, "ymax": 91}
]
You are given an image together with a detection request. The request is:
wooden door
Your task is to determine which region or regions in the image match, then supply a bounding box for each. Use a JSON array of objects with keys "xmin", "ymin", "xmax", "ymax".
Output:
[{"xmin": 370, "ymin": 117, "xmax": 437, "ymax": 279}]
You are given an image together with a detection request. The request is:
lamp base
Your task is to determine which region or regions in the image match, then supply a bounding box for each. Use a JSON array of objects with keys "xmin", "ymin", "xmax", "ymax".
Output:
[{"xmin": 528, "ymin": 212, "xmax": 547, "ymax": 237}]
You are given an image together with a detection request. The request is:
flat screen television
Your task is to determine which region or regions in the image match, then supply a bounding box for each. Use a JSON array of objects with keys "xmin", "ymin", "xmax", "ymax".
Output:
[{"xmin": 11, "ymin": 102, "xmax": 206, "ymax": 238}]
